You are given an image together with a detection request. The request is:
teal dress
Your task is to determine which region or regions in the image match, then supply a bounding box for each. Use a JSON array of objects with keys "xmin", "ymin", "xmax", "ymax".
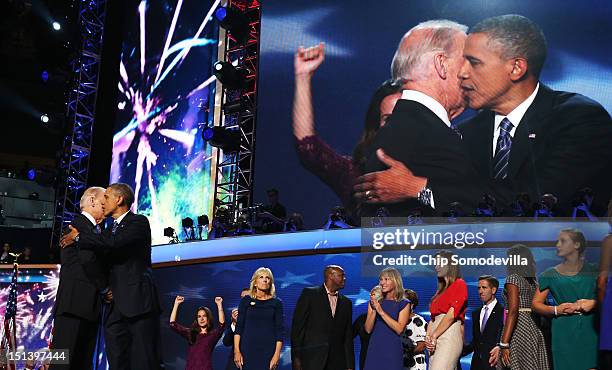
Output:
[{"xmin": 539, "ymin": 263, "xmax": 598, "ymax": 370}]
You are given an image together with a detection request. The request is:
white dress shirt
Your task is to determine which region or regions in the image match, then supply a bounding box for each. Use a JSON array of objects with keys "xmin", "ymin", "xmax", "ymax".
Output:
[
  {"xmin": 114, "ymin": 211, "xmax": 130, "ymax": 225},
  {"xmin": 401, "ymin": 90, "xmax": 452, "ymax": 128},
  {"xmin": 82, "ymin": 211, "xmax": 97, "ymax": 226},
  {"xmin": 480, "ymin": 298, "xmax": 498, "ymax": 330},
  {"xmin": 492, "ymin": 83, "xmax": 539, "ymax": 156}
]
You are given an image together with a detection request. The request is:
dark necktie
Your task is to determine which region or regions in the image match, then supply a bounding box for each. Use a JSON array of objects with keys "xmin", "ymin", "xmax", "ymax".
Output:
[
  {"xmin": 112, "ymin": 221, "xmax": 119, "ymax": 234},
  {"xmin": 94, "ymin": 224, "xmax": 102, "ymax": 234},
  {"xmin": 493, "ymin": 118, "xmax": 514, "ymax": 180}
]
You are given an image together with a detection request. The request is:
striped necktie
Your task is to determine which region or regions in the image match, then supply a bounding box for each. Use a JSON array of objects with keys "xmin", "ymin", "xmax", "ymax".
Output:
[
  {"xmin": 493, "ymin": 118, "xmax": 514, "ymax": 180},
  {"xmin": 112, "ymin": 221, "xmax": 119, "ymax": 234}
]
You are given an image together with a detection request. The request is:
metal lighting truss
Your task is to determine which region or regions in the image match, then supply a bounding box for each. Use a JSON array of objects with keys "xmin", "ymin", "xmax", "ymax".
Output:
[{"xmin": 51, "ymin": 0, "xmax": 106, "ymax": 248}]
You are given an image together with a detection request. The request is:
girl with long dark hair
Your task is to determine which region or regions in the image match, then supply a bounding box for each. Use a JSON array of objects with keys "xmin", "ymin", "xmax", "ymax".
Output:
[{"xmin": 170, "ymin": 295, "xmax": 226, "ymax": 370}]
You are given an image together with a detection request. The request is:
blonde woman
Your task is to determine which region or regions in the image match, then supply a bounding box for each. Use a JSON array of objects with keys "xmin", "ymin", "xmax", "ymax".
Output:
[
  {"xmin": 363, "ymin": 267, "xmax": 411, "ymax": 370},
  {"xmin": 234, "ymin": 267, "xmax": 284, "ymax": 370},
  {"xmin": 426, "ymin": 250, "xmax": 467, "ymax": 370}
]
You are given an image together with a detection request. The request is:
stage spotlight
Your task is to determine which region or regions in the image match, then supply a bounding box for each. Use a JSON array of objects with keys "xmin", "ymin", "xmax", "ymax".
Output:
[
  {"xmin": 40, "ymin": 114, "xmax": 50, "ymax": 123},
  {"xmin": 214, "ymin": 7, "xmax": 249, "ymax": 42},
  {"xmin": 27, "ymin": 169, "xmax": 36, "ymax": 181},
  {"xmin": 202, "ymin": 126, "xmax": 241, "ymax": 152},
  {"xmin": 41, "ymin": 71, "xmax": 49, "ymax": 82},
  {"xmin": 52, "ymin": 21, "xmax": 61, "ymax": 31},
  {"xmin": 214, "ymin": 61, "xmax": 247, "ymax": 89},
  {"xmin": 181, "ymin": 217, "xmax": 194, "ymax": 228},
  {"xmin": 197, "ymin": 215, "xmax": 209, "ymax": 240},
  {"xmin": 164, "ymin": 227, "xmax": 179, "ymax": 244},
  {"xmin": 197, "ymin": 215, "xmax": 210, "ymax": 226}
]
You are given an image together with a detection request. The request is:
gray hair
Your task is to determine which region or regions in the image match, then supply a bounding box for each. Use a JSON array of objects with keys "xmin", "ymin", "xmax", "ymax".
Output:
[
  {"xmin": 79, "ymin": 187, "xmax": 106, "ymax": 210},
  {"xmin": 470, "ymin": 14, "xmax": 547, "ymax": 78},
  {"xmin": 391, "ymin": 20, "xmax": 468, "ymax": 82}
]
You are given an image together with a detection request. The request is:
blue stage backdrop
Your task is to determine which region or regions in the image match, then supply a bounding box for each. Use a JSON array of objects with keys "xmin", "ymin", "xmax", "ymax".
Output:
[
  {"xmin": 153, "ymin": 245, "xmax": 602, "ymax": 370},
  {"xmin": 153, "ymin": 218, "xmax": 608, "ymax": 370},
  {"xmin": 110, "ymin": 0, "xmax": 219, "ymax": 245},
  {"xmin": 254, "ymin": 0, "xmax": 612, "ymax": 228}
]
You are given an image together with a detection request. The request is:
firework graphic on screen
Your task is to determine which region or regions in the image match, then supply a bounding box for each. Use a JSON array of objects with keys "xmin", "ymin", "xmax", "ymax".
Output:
[{"xmin": 111, "ymin": 0, "xmax": 220, "ymax": 244}]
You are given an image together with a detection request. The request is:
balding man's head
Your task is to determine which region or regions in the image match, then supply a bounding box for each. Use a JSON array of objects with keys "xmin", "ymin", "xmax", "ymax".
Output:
[
  {"xmin": 79, "ymin": 187, "xmax": 106, "ymax": 223},
  {"xmin": 391, "ymin": 20, "xmax": 468, "ymax": 83},
  {"xmin": 323, "ymin": 265, "xmax": 346, "ymax": 292}
]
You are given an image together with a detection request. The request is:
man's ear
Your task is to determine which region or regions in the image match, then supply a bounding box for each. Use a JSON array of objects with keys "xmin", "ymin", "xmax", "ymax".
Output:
[
  {"xmin": 509, "ymin": 58, "xmax": 528, "ymax": 81},
  {"xmin": 433, "ymin": 53, "xmax": 448, "ymax": 79}
]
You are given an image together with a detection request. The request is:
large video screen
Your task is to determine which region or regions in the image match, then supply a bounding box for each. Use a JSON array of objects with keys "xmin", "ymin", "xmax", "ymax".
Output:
[
  {"xmin": 154, "ymin": 243, "xmax": 603, "ymax": 370},
  {"xmin": 111, "ymin": 0, "xmax": 219, "ymax": 244},
  {"xmin": 254, "ymin": 0, "xmax": 612, "ymax": 229}
]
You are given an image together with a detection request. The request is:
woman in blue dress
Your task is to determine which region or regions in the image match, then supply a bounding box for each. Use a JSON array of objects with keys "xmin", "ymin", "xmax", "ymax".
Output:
[
  {"xmin": 234, "ymin": 267, "xmax": 284, "ymax": 370},
  {"xmin": 364, "ymin": 267, "xmax": 411, "ymax": 370}
]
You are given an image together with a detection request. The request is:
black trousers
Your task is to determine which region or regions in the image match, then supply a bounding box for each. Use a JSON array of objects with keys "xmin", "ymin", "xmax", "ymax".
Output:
[
  {"xmin": 49, "ymin": 313, "xmax": 99, "ymax": 370},
  {"xmin": 104, "ymin": 304, "xmax": 161, "ymax": 370}
]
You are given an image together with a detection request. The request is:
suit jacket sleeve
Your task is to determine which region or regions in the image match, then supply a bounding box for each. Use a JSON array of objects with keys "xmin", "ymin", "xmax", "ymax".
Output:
[
  {"xmin": 77, "ymin": 215, "xmax": 150, "ymax": 256},
  {"xmin": 343, "ymin": 298, "xmax": 355, "ymax": 369},
  {"xmin": 462, "ymin": 309, "xmax": 478, "ymax": 356},
  {"xmin": 222, "ymin": 323, "xmax": 235, "ymax": 347},
  {"xmin": 291, "ymin": 288, "xmax": 310, "ymax": 358},
  {"xmin": 534, "ymin": 102, "xmax": 612, "ymax": 206}
]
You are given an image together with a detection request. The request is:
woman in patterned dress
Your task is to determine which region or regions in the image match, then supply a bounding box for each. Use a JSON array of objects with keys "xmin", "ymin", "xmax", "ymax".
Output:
[{"xmin": 497, "ymin": 245, "xmax": 549, "ymax": 370}]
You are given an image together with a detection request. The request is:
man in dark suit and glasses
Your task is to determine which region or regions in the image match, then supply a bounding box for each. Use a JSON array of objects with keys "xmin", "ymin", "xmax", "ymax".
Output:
[
  {"xmin": 458, "ymin": 14, "xmax": 612, "ymax": 215},
  {"xmin": 354, "ymin": 20, "xmax": 480, "ymax": 216},
  {"xmin": 61, "ymin": 183, "xmax": 161, "ymax": 370},
  {"xmin": 462, "ymin": 275, "xmax": 504, "ymax": 370},
  {"xmin": 291, "ymin": 265, "xmax": 354, "ymax": 370},
  {"xmin": 51, "ymin": 186, "xmax": 109, "ymax": 370}
]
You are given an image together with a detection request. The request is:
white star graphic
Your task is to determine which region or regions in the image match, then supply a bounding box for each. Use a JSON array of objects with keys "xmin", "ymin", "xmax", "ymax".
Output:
[
  {"xmin": 206, "ymin": 261, "xmax": 242, "ymax": 276},
  {"xmin": 323, "ymin": 253, "xmax": 356, "ymax": 261},
  {"xmin": 280, "ymin": 345, "xmax": 292, "ymax": 366},
  {"xmin": 346, "ymin": 288, "xmax": 372, "ymax": 306},
  {"xmin": 277, "ymin": 271, "xmax": 316, "ymax": 289},
  {"xmin": 37, "ymin": 292, "xmax": 46, "ymax": 302},
  {"xmin": 167, "ymin": 285, "xmax": 207, "ymax": 300}
]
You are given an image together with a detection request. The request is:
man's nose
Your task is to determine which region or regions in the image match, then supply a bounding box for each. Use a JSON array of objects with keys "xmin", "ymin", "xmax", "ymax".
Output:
[{"xmin": 458, "ymin": 61, "xmax": 469, "ymax": 80}]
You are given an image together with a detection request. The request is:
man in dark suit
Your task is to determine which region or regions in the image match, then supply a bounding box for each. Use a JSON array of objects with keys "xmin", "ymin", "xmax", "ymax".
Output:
[
  {"xmin": 51, "ymin": 186, "xmax": 108, "ymax": 370},
  {"xmin": 355, "ymin": 20, "xmax": 480, "ymax": 216},
  {"xmin": 291, "ymin": 265, "xmax": 354, "ymax": 370},
  {"xmin": 463, "ymin": 275, "xmax": 504, "ymax": 370},
  {"xmin": 61, "ymin": 183, "xmax": 161, "ymax": 370},
  {"xmin": 458, "ymin": 14, "xmax": 612, "ymax": 215}
]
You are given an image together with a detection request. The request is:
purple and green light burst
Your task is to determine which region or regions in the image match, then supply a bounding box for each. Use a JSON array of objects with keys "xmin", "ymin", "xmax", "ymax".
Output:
[{"xmin": 111, "ymin": 0, "xmax": 221, "ymax": 244}]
